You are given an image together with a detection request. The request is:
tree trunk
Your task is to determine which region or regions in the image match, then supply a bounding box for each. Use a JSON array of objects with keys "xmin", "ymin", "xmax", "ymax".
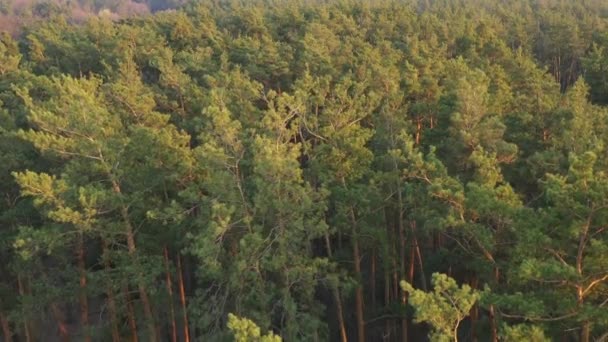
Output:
[
  {"xmin": 123, "ymin": 207, "xmax": 158, "ymax": 342},
  {"xmin": 415, "ymin": 118, "xmax": 422, "ymax": 145},
  {"xmin": 398, "ymin": 226, "xmax": 408, "ymax": 342},
  {"xmin": 371, "ymin": 249, "xmax": 376, "ymax": 312},
  {"xmin": 384, "ymin": 269, "xmax": 392, "ymax": 341},
  {"xmin": 348, "ymin": 204, "xmax": 365, "ymax": 342},
  {"xmin": 177, "ymin": 255, "xmax": 190, "ymax": 342},
  {"xmin": 49, "ymin": 303, "xmax": 70, "ymax": 342},
  {"xmin": 577, "ymin": 219, "xmax": 591, "ymax": 342},
  {"xmin": 108, "ymin": 176, "xmax": 160, "ymax": 342},
  {"xmin": 411, "ymin": 222, "xmax": 427, "ymax": 291},
  {"xmin": 112, "ymin": 179, "xmax": 158, "ymax": 342},
  {"xmin": 325, "ymin": 234, "xmax": 347, "ymax": 342},
  {"xmin": 37, "ymin": 268, "xmax": 70, "ymax": 342},
  {"xmin": 408, "ymin": 247, "xmax": 415, "ymax": 285},
  {"xmin": 77, "ymin": 233, "xmax": 91, "ymax": 342},
  {"xmin": 106, "ymin": 285, "xmax": 121, "ymax": 342},
  {"xmin": 332, "ymin": 287, "xmax": 348, "ymax": 342},
  {"xmin": 0, "ymin": 310, "xmax": 12, "ymax": 342},
  {"xmin": 470, "ymin": 277, "xmax": 479, "ymax": 342},
  {"xmin": 489, "ymin": 267, "xmax": 499, "ymax": 342},
  {"xmin": 17, "ymin": 275, "xmax": 31, "ymax": 342},
  {"xmin": 163, "ymin": 247, "xmax": 178, "ymax": 342},
  {"xmin": 384, "ymin": 208, "xmax": 396, "ymax": 341},
  {"xmin": 403, "ymin": 241, "xmax": 416, "ymax": 342},
  {"xmin": 352, "ymin": 235, "xmax": 365, "ymax": 342},
  {"xmin": 489, "ymin": 304, "xmax": 498, "ymax": 342},
  {"xmin": 102, "ymin": 240, "xmax": 120, "ymax": 342},
  {"xmin": 124, "ymin": 285, "xmax": 139, "ymax": 342}
]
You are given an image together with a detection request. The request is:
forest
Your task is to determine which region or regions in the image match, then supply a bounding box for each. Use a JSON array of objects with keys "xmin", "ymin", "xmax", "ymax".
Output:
[{"xmin": 1, "ymin": 0, "xmax": 608, "ymax": 341}]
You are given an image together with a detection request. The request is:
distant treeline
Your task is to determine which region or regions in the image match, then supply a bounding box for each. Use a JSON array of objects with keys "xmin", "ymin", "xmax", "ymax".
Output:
[{"xmin": 0, "ymin": 0, "xmax": 186, "ymax": 34}]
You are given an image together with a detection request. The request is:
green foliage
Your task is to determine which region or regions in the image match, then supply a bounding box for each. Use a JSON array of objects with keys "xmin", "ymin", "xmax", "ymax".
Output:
[
  {"xmin": 501, "ymin": 324, "xmax": 550, "ymax": 342},
  {"xmin": 227, "ymin": 313, "xmax": 281, "ymax": 342},
  {"xmin": 401, "ymin": 273, "xmax": 481, "ymax": 342}
]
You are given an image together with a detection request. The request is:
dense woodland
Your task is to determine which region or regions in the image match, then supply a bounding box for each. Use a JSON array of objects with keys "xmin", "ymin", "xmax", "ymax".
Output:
[{"xmin": 1, "ymin": 0, "xmax": 608, "ymax": 341}]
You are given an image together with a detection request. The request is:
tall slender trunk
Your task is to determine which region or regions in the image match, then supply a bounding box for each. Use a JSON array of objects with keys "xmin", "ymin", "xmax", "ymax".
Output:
[
  {"xmin": 396, "ymin": 185, "xmax": 408, "ymax": 342},
  {"xmin": 0, "ymin": 310, "xmax": 12, "ymax": 342},
  {"xmin": 389, "ymin": 212, "xmax": 399, "ymax": 302},
  {"xmin": 106, "ymin": 286, "xmax": 120, "ymax": 342},
  {"xmin": 415, "ymin": 118, "xmax": 421, "ymax": 145},
  {"xmin": 112, "ymin": 180, "xmax": 158, "ymax": 342},
  {"xmin": 77, "ymin": 233, "xmax": 91, "ymax": 342},
  {"xmin": 576, "ymin": 219, "xmax": 591, "ymax": 342},
  {"xmin": 580, "ymin": 321, "xmax": 590, "ymax": 342},
  {"xmin": 410, "ymin": 222, "xmax": 427, "ymax": 291},
  {"xmin": 577, "ymin": 291, "xmax": 591, "ymax": 342},
  {"xmin": 384, "ymin": 208, "xmax": 395, "ymax": 341},
  {"xmin": 124, "ymin": 286, "xmax": 139, "ymax": 342},
  {"xmin": 163, "ymin": 247, "xmax": 178, "ymax": 342},
  {"xmin": 49, "ymin": 303, "xmax": 70, "ymax": 342},
  {"xmin": 37, "ymin": 268, "xmax": 70, "ymax": 342},
  {"xmin": 489, "ymin": 305, "xmax": 497, "ymax": 342},
  {"xmin": 384, "ymin": 268, "xmax": 391, "ymax": 340},
  {"xmin": 470, "ymin": 277, "xmax": 479, "ymax": 342},
  {"xmin": 17, "ymin": 275, "xmax": 31, "ymax": 342},
  {"xmin": 392, "ymin": 246, "xmax": 399, "ymax": 302},
  {"xmin": 325, "ymin": 234, "xmax": 347, "ymax": 342},
  {"xmin": 333, "ymin": 286, "xmax": 348, "ymax": 342},
  {"xmin": 347, "ymin": 204, "xmax": 365, "ymax": 342},
  {"xmin": 489, "ymin": 267, "xmax": 499, "ymax": 342},
  {"xmin": 405, "ymin": 244, "xmax": 416, "ymax": 342},
  {"xmin": 408, "ymin": 247, "xmax": 415, "ymax": 285},
  {"xmin": 124, "ymin": 207, "xmax": 158, "ymax": 342},
  {"xmin": 352, "ymin": 233, "xmax": 365, "ymax": 342},
  {"xmin": 371, "ymin": 249, "xmax": 376, "ymax": 312},
  {"xmin": 398, "ymin": 229, "xmax": 407, "ymax": 342},
  {"xmin": 177, "ymin": 255, "xmax": 190, "ymax": 342},
  {"xmin": 102, "ymin": 240, "xmax": 120, "ymax": 342},
  {"xmin": 577, "ymin": 287, "xmax": 589, "ymax": 342}
]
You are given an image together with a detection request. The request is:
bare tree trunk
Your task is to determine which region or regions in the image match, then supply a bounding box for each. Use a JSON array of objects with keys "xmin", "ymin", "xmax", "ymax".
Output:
[
  {"xmin": 0, "ymin": 310, "xmax": 12, "ymax": 342},
  {"xmin": 384, "ymin": 209, "xmax": 396, "ymax": 341},
  {"xmin": 352, "ymin": 232, "xmax": 365, "ymax": 342},
  {"xmin": 17, "ymin": 275, "xmax": 31, "ymax": 342},
  {"xmin": 124, "ymin": 285, "xmax": 139, "ymax": 342},
  {"xmin": 470, "ymin": 277, "xmax": 479, "ymax": 342},
  {"xmin": 37, "ymin": 268, "xmax": 70, "ymax": 342},
  {"xmin": 402, "ymin": 241, "xmax": 417, "ymax": 342},
  {"xmin": 489, "ymin": 266, "xmax": 499, "ymax": 342},
  {"xmin": 398, "ymin": 226, "xmax": 408, "ymax": 342},
  {"xmin": 123, "ymin": 207, "xmax": 158, "ymax": 342},
  {"xmin": 576, "ymin": 219, "xmax": 591, "ymax": 342},
  {"xmin": 77, "ymin": 233, "xmax": 91, "ymax": 342},
  {"xmin": 371, "ymin": 248, "xmax": 376, "ymax": 312},
  {"xmin": 343, "ymin": 176, "xmax": 365, "ymax": 342},
  {"xmin": 177, "ymin": 255, "xmax": 190, "ymax": 342},
  {"xmin": 415, "ymin": 118, "xmax": 422, "ymax": 145},
  {"xmin": 410, "ymin": 222, "xmax": 427, "ymax": 291},
  {"xmin": 112, "ymin": 179, "xmax": 158, "ymax": 342},
  {"xmin": 107, "ymin": 285, "xmax": 120, "ymax": 342},
  {"xmin": 101, "ymin": 240, "xmax": 120, "ymax": 342},
  {"xmin": 325, "ymin": 234, "xmax": 348, "ymax": 342},
  {"xmin": 163, "ymin": 247, "xmax": 178, "ymax": 342},
  {"xmin": 49, "ymin": 303, "xmax": 70, "ymax": 342},
  {"xmin": 408, "ymin": 247, "xmax": 415, "ymax": 286},
  {"xmin": 384, "ymin": 268, "xmax": 392, "ymax": 340},
  {"xmin": 489, "ymin": 304, "xmax": 497, "ymax": 342}
]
